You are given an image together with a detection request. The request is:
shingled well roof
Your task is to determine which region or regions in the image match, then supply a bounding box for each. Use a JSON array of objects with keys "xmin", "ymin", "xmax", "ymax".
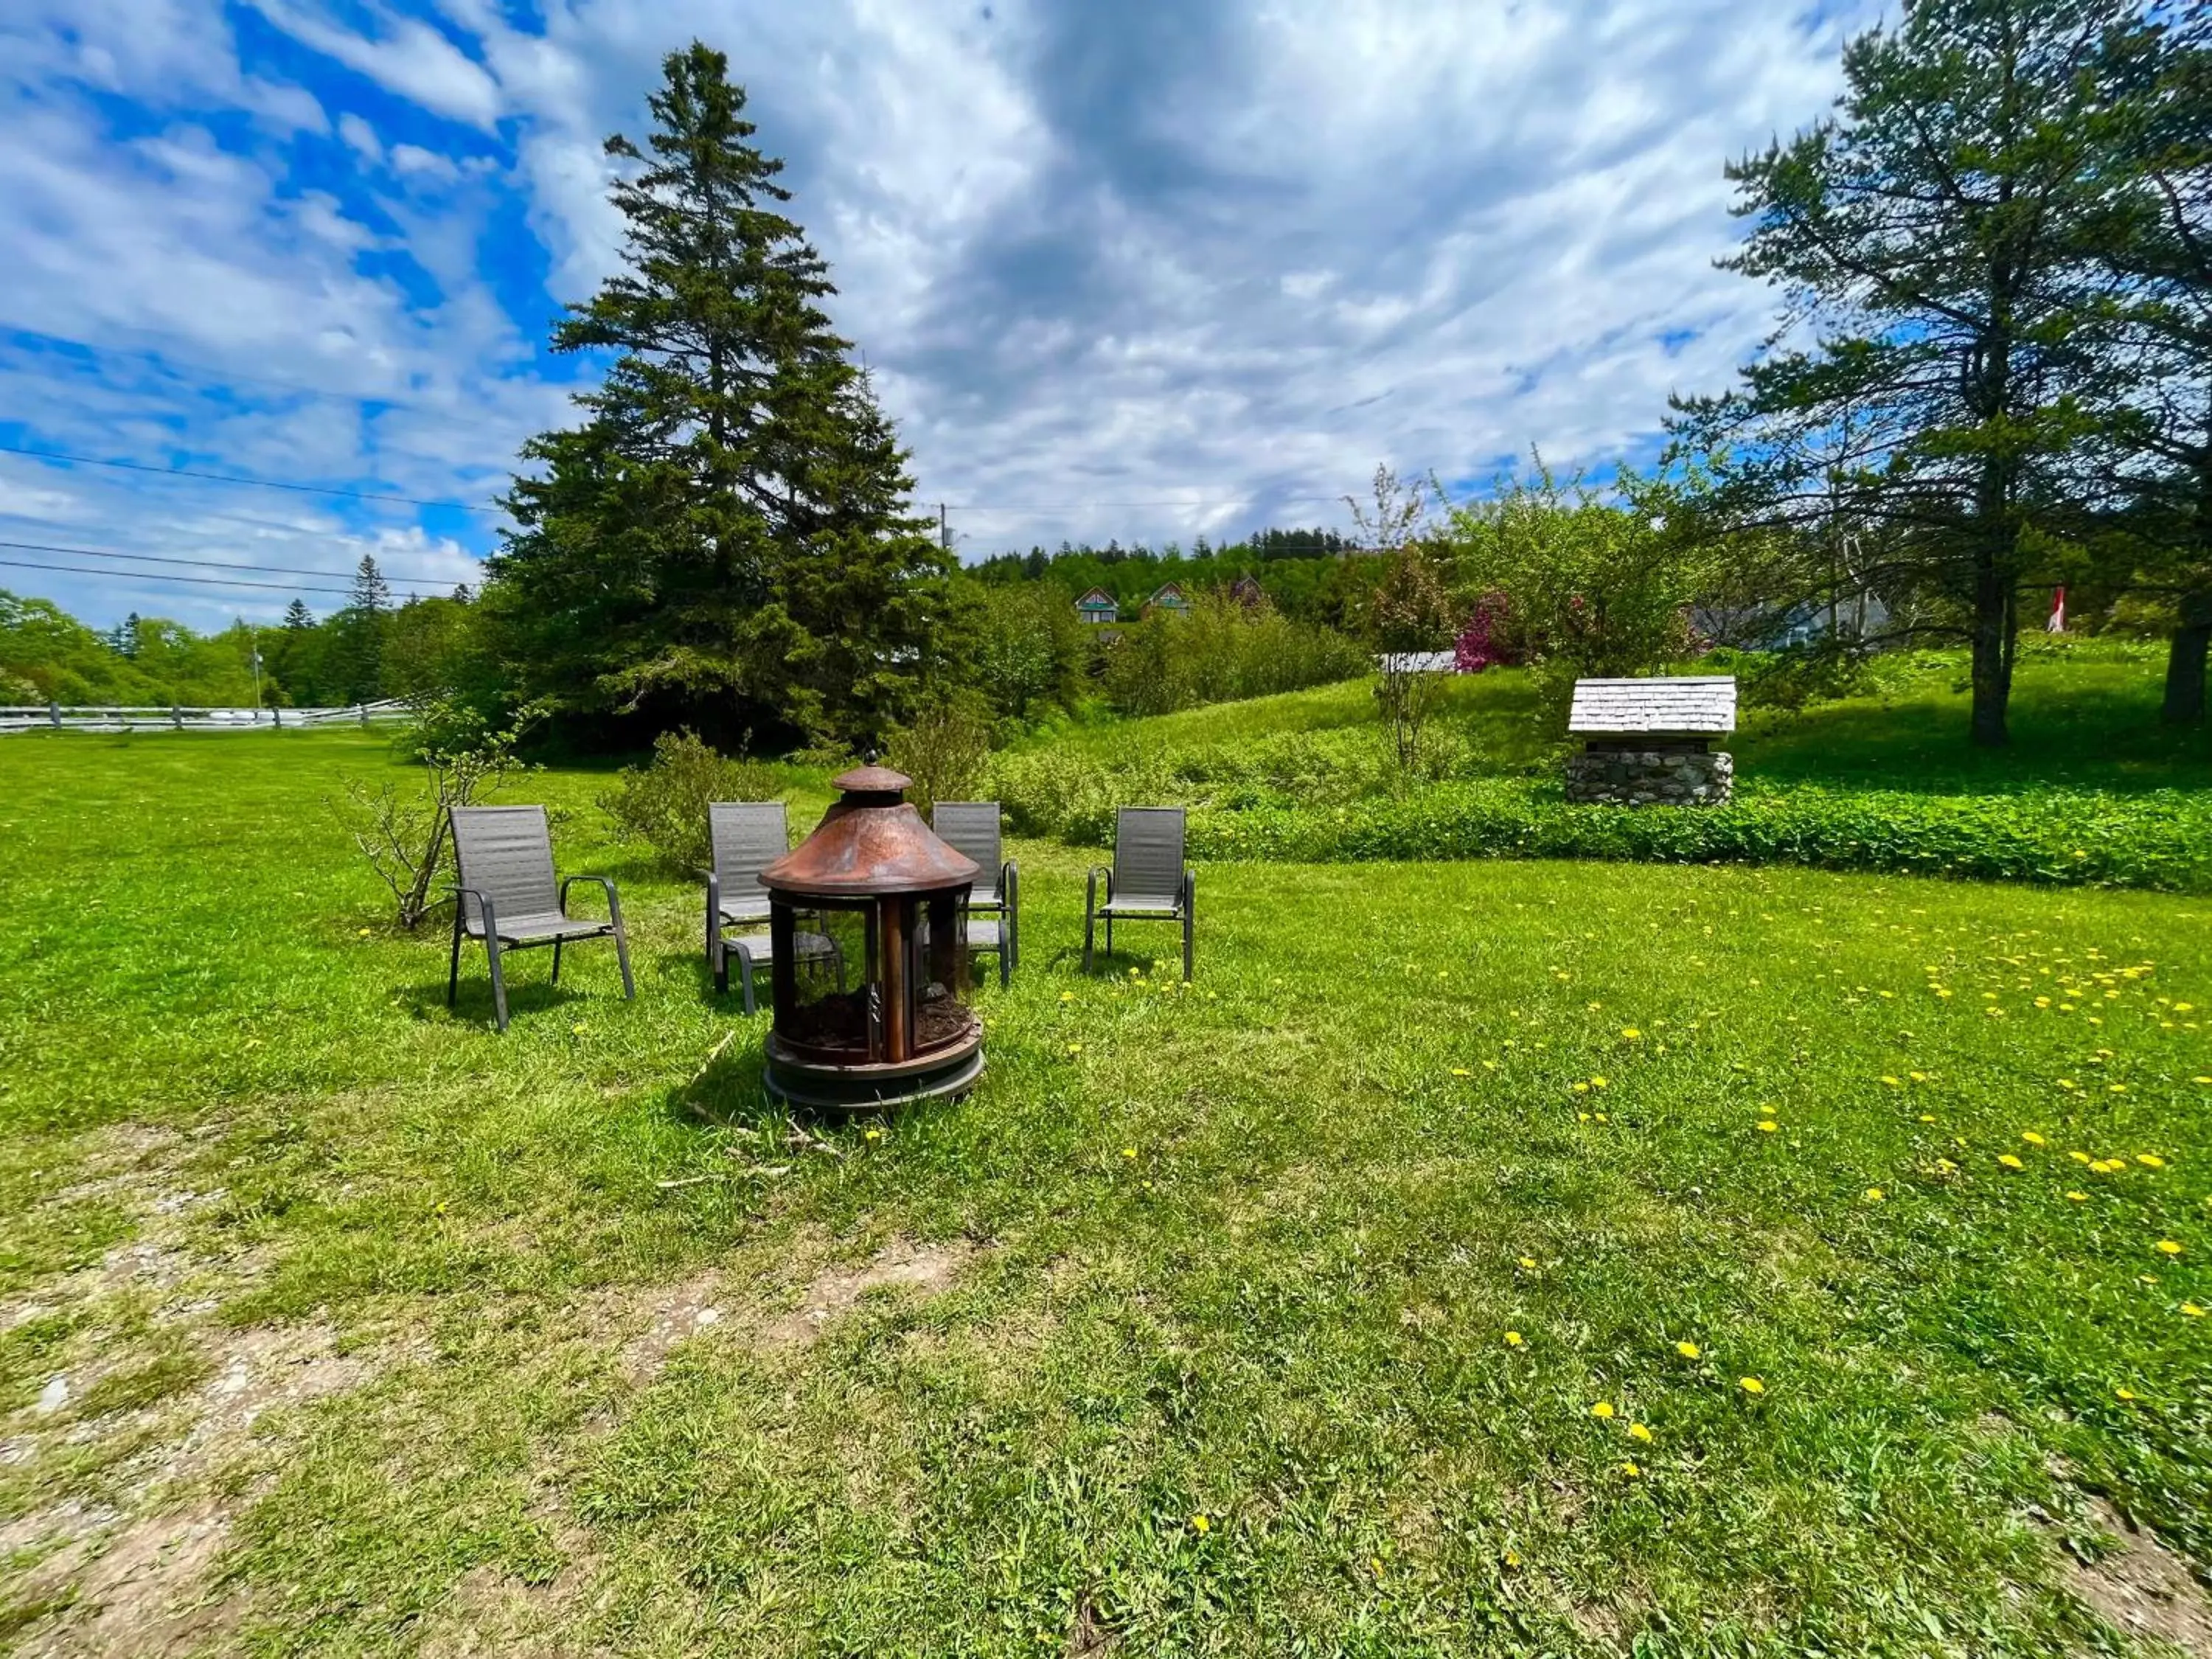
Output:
[{"xmin": 1568, "ymin": 675, "xmax": 1737, "ymax": 735}]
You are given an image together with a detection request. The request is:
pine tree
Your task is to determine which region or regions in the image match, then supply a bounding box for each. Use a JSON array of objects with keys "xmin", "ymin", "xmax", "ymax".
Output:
[
  {"xmin": 282, "ymin": 599, "xmax": 314, "ymax": 631},
  {"xmin": 489, "ymin": 41, "xmax": 952, "ymax": 746},
  {"xmin": 1673, "ymin": 0, "xmax": 2159, "ymax": 746},
  {"xmin": 339, "ymin": 555, "xmax": 389, "ymax": 702}
]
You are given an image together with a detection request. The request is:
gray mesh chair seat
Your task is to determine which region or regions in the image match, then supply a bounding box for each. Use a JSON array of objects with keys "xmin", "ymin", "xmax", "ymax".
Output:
[
  {"xmin": 1084, "ymin": 807, "xmax": 1194, "ymax": 980},
  {"xmin": 705, "ymin": 801, "xmax": 848, "ymax": 1012},
  {"xmin": 474, "ymin": 911, "xmax": 624, "ymax": 945},
  {"xmin": 447, "ymin": 805, "xmax": 634, "ymax": 1032},
  {"xmin": 931, "ymin": 801, "xmax": 1018, "ymax": 986}
]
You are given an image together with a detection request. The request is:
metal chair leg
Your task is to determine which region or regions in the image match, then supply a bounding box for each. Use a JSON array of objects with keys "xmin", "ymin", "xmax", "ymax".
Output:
[
  {"xmin": 737, "ymin": 944, "xmax": 757, "ymax": 1017},
  {"xmin": 484, "ymin": 935, "xmax": 509, "ymax": 1033},
  {"xmin": 613, "ymin": 922, "xmax": 635, "ymax": 1000},
  {"xmin": 446, "ymin": 912, "xmax": 464, "ymax": 1007},
  {"xmin": 551, "ymin": 937, "xmax": 563, "ymax": 984},
  {"xmin": 714, "ymin": 940, "xmax": 729, "ymax": 997}
]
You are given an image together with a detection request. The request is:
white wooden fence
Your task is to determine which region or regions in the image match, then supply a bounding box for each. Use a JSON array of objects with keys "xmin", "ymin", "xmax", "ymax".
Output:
[{"xmin": 0, "ymin": 699, "xmax": 412, "ymax": 734}]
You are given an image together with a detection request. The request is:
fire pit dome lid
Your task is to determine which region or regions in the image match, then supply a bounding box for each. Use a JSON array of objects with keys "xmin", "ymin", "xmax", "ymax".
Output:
[{"xmin": 760, "ymin": 765, "xmax": 981, "ymax": 898}]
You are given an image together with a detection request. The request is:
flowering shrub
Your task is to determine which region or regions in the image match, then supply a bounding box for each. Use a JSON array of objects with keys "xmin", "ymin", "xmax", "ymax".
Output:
[{"xmin": 1453, "ymin": 591, "xmax": 1521, "ymax": 673}]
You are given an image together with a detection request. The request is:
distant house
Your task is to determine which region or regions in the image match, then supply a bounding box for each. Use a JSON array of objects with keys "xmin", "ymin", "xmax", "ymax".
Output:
[
  {"xmin": 1142, "ymin": 582, "xmax": 1192, "ymax": 618},
  {"xmin": 1074, "ymin": 587, "xmax": 1119, "ymax": 626},
  {"xmin": 1227, "ymin": 576, "xmax": 1265, "ymax": 610}
]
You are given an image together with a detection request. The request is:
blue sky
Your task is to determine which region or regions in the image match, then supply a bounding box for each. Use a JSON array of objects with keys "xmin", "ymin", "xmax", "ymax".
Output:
[{"xmin": 0, "ymin": 0, "xmax": 1879, "ymax": 630}]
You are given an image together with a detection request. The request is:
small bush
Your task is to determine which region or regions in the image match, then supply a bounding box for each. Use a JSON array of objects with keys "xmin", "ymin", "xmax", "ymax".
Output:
[
  {"xmin": 885, "ymin": 700, "xmax": 993, "ymax": 821},
  {"xmin": 599, "ymin": 730, "xmax": 781, "ymax": 872}
]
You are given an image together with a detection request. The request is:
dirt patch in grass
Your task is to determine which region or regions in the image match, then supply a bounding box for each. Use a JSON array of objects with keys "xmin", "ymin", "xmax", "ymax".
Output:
[
  {"xmin": 762, "ymin": 1237, "xmax": 976, "ymax": 1349},
  {"xmin": 2062, "ymin": 1498, "xmax": 2212, "ymax": 1658},
  {"xmin": 8, "ymin": 1501, "xmax": 233, "ymax": 1659}
]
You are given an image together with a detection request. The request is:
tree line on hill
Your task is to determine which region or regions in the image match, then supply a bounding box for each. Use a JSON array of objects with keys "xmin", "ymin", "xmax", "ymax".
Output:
[{"xmin": 10, "ymin": 6, "xmax": 2212, "ymax": 754}]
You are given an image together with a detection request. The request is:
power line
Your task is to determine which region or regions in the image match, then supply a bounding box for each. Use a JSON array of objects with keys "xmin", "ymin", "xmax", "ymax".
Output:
[
  {"xmin": 0, "ymin": 556, "xmax": 361, "ymax": 597},
  {"xmin": 0, "ymin": 442, "xmax": 505, "ymax": 512},
  {"xmin": 0, "ymin": 537, "xmax": 476, "ymax": 586}
]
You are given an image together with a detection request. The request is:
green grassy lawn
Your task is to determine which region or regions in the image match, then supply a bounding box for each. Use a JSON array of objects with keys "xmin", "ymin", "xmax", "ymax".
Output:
[{"xmin": 1, "ymin": 730, "xmax": 2208, "ymax": 1655}]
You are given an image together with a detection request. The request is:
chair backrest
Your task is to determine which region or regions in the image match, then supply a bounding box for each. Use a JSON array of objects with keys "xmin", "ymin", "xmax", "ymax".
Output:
[
  {"xmin": 1114, "ymin": 807, "xmax": 1186, "ymax": 899},
  {"xmin": 931, "ymin": 802, "xmax": 1002, "ymax": 895},
  {"xmin": 450, "ymin": 805, "xmax": 558, "ymax": 928},
  {"xmin": 709, "ymin": 801, "xmax": 788, "ymax": 904}
]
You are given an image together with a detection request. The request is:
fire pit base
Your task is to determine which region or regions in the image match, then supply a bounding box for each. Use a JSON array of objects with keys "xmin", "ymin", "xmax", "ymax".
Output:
[{"xmin": 764, "ymin": 1036, "xmax": 984, "ymax": 1113}]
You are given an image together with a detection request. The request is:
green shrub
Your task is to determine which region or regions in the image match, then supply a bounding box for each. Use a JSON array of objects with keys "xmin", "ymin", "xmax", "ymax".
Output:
[
  {"xmin": 598, "ymin": 730, "xmax": 781, "ymax": 872},
  {"xmin": 1099, "ymin": 596, "xmax": 1365, "ymax": 717},
  {"xmin": 885, "ymin": 699, "xmax": 992, "ymax": 821},
  {"xmin": 1180, "ymin": 778, "xmax": 2212, "ymax": 893}
]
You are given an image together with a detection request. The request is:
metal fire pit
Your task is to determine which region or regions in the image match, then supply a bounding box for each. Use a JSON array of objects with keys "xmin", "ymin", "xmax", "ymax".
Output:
[{"xmin": 757, "ymin": 765, "xmax": 984, "ymax": 1110}]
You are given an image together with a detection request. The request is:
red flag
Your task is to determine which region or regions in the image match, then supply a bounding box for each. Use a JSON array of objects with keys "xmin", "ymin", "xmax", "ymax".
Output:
[{"xmin": 2046, "ymin": 586, "xmax": 2066, "ymax": 634}]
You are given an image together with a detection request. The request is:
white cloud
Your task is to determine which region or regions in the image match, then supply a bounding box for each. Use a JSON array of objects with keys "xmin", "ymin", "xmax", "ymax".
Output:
[
  {"xmin": 246, "ymin": 1, "xmax": 504, "ymax": 129},
  {"xmin": 0, "ymin": 0, "xmax": 1887, "ymax": 628}
]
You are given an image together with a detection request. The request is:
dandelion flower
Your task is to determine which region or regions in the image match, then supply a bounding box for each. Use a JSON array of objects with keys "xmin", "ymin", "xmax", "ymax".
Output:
[
  {"xmin": 864, "ymin": 1127, "xmax": 883, "ymax": 1143},
  {"xmin": 1059, "ymin": 990, "xmax": 1074, "ymax": 1003},
  {"xmin": 2194, "ymin": 1077, "xmax": 2212, "ymax": 1085},
  {"xmin": 1621, "ymin": 1027, "xmax": 1641, "ymax": 1040},
  {"xmin": 2066, "ymin": 1191, "xmax": 2088, "ymax": 1202},
  {"xmin": 1503, "ymin": 1549, "xmax": 1522, "ymax": 1568},
  {"xmin": 1880, "ymin": 1076, "xmax": 1902, "ymax": 1088},
  {"xmin": 2155, "ymin": 1239, "xmax": 2183, "ymax": 1256},
  {"xmin": 1621, "ymin": 1461, "xmax": 1643, "ymax": 1478},
  {"xmin": 2136, "ymin": 1154, "xmax": 2166, "ymax": 1169},
  {"xmin": 1068, "ymin": 1043, "xmax": 1084, "ymax": 1055},
  {"xmin": 2183, "ymin": 1303, "xmax": 2206, "ymax": 1318},
  {"xmin": 1865, "ymin": 1187, "xmax": 1885, "ymax": 1203},
  {"xmin": 1452, "ymin": 1068, "xmax": 1472, "ymax": 1077},
  {"xmin": 2022, "ymin": 1131, "xmax": 2047, "ymax": 1147},
  {"xmin": 1676, "ymin": 1341, "xmax": 1700, "ymax": 1360},
  {"xmin": 1590, "ymin": 1077, "xmax": 1608, "ymax": 1089},
  {"xmin": 2115, "ymin": 1388, "xmax": 2138, "ymax": 1402},
  {"xmin": 356, "ymin": 927, "xmax": 372, "ymax": 937},
  {"xmin": 1628, "ymin": 1422, "xmax": 1653, "ymax": 1443},
  {"xmin": 1504, "ymin": 1330, "xmax": 1524, "ymax": 1347},
  {"xmin": 1190, "ymin": 1513, "xmax": 1211, "ymax": 1534},
  {"xmin": 1919, "ymin": 1114, "xmax": 1937, "ymax": 1124},
  {"xmin": 1999, "ymin": 1154, "xmax": 2025, "ymax": 1170},
  {"xmin": 1590, "ymin": 1401, "xmax": 1615, "ymax": 1419},
  {"xmin": 1909, "ymin": 1071, "xmax": 1928, "ymax": 1082},
  {"xmin": 1739, "ymin": 1377, "xmax": 1765, "ymax": 1395},
  {"xmin": 2110, "ymin": 1083, "xmax": 2129, "ymax": 1093},
  {"xmin": 1121, "ymin": 1147, "xmax": 1137, "ymax": 1159},
  {"xmin": 2069, "ymin": 1151, "xmax": 2093, "ymax": 1164},
  {"xmin": 1757, "ymin": 1120, "xmax": 1779, "ymax": 1134}
]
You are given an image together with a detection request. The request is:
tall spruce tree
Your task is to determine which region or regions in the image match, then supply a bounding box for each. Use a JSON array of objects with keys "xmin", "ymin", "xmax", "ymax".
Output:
[
  {"xmin": 2079, "ymin": 13, "xmax": 2212, "ymax": 721},
  {"xmin": 489, "ymin": 41, "xmax": 951, "ymax": 747},
  {"xmin": 1673, "ymin": 0, "xmax": 2158, "ymax": 746}
]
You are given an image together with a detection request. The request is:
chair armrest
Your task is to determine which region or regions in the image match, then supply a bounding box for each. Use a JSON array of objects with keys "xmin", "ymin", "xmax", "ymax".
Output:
[
  {"xmin": 561, "ymin": 874, "xmax": 625, "ymax": 928},
  {"xmin": 706, "ymin": 872, "xmax": 721, "ymax": 953},
  {"xmin": 1085, "ymin": 864, "xmax": 1110, "ymax": 912},
  {"xmin": 453, "ymin": 885, "xmax": 496, "ymax": 938},
  {"xmin": 1183, "ymin": 868, "xmax": 1195, "ymax": 914},
  {"xmin": 1004, "ymin": 860, "xmax": 1018, "ymax": 920}
]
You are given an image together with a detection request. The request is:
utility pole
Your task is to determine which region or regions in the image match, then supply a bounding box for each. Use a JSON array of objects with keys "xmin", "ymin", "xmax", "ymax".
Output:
[
  {"xmin": 248, "ymin": 624, "xmax": 263, "ymax": 712},
  {"xmin": 939, "ymin": 502, "xmax": 950, "ymax": 552}
]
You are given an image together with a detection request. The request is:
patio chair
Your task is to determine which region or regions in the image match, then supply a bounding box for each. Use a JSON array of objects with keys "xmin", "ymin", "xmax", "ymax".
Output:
[
  {"xmin": 931, "ymin": 801, "xmax": 1018, "ymax": 987},
  {"xmin": 705, "ymin": 801, "xmax": 841, "ymax": 1014},
  {"xmin": 1083, "ymin": 806, "xmax": 1194, "ymax": 981},
  {"xmin": 447, "ymin": 805, "xmax": 633, "ymax": 1033}
]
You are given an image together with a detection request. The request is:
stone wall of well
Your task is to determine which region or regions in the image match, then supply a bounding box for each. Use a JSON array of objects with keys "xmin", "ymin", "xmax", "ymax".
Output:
[{"xmin": 1564, "ymin": 749, "xmax": 1733, "ymax": 807}]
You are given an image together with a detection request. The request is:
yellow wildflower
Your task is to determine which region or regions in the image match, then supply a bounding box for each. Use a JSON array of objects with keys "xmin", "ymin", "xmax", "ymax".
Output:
[
  {"xmin": 2183, "ymin": 1303, "xmax": 2206, "ymax": 1318},
  {"xmin": 1504, "ymin": 1330, "xmax": 1524, "ymax": 1347},
  {"xmin": 1739, "ymin": 1377, "xmax": 1765, "ymax": 1396},
  {"xmin": 1998, "ymin": 1154, "xmax": 2025, "ymax": 1170},
  {"xmin": 1864, "ymin": 1187, "xmax": 1884, "ymax": 1203},
  {"xmin": 2136, "ymin": 1154, "xmax": 2166, "ymax": 1169},
  {"xmin": 1590, "ymin": 1401, "xmax": 1615, "ymax": 1419},
  {"xmin": 1756, "ymin": 1120, "xmax": 1778, "ymax": 1134},
  {"xmin": 1190, "ymin": 1513, "xmax": 1210, "ymax": 1534},
  {"xmin": 1621, "ymin": 1028, "xmax": 1641, "ymax": 1040},
  {"xmin": 1628, "ymin": 1422, "xmax": 1653, "ymax": 1443},
  {"xmin": 2066, "ymin": 1191, "xmax": 2088, "ymax": 1202},
  {"xmin": 2022, "ymin": 1131, "xmax": 2046, "ymax": 1147},
  {"xmin": 1675, "ymin": 1341, "xmax": 1700, "ymax": 1360},
  {"xmin": 2155, "ymin": 1240, "xmax": 2183, "ymax": 1256},
  {"xmin": 1880, "ymin": 1076, "xmax": 1902, "ymax": 1087},
  {"xmin": 1518, "ymin": 1256, "xmax": 1538, "ymax": 1270},
  {"xmin": 1620, "ymin": 1461, "xmax": 1642, "ymax": 1478}
]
